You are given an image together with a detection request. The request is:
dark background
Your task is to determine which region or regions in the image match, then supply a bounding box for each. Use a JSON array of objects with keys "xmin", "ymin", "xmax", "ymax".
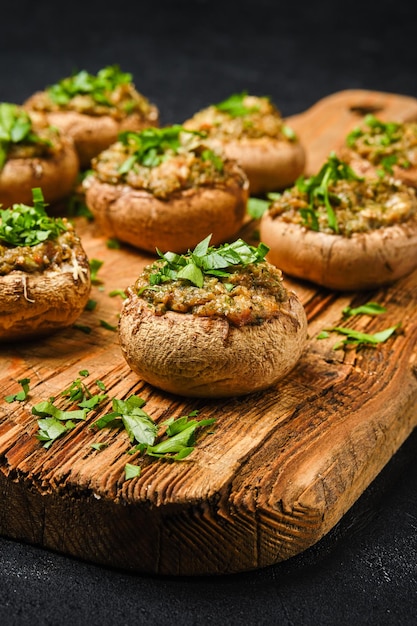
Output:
[{"xmin": 1, "ymin": 1, "xmax": 417, "ymax": 624}]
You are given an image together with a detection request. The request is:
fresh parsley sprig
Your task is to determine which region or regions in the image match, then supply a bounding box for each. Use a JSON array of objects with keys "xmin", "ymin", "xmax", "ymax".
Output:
[
  {"xmin": 144, "ymin": 235, "xmax": 269, "ymax": 289},
  {"xmin": 47, "ymin": 65, "xmax": 132, "ymax": 106},
  {"xmin": 296, "ymin": 153, "xmax": 363, "ymax": 233},
  {"xmin": 0, "ymin": 188, "xmax": 67, "ymax": 247}
]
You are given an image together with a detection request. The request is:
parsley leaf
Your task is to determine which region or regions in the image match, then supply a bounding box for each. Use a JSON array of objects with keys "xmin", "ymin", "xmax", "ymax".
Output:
[
  {"xmin": 4, "ymin": 378, "xmax": 31, "ymax": 403},
  {"xmin": 326, "ymin": 323, "xmax": 400, "ymax": 350},
  {"xmin": 117, "ymin": 125, "xmax": 206, "ymax": 174},
  {"xmin": 0, "ymin": 104, "xmax": 50, "ymax": 170},
  {"xmin": 296, "ymin": 153, "xmax": 363, "ymax": 233},
  {"xmin": 0, "ymin": 188, "xmax": 67, "ymax": 246},
  {"xmin": 47, "ymin": 65, "xmax": 132, "ymax": 107},
  {"xmin": 147, "ymin": 235, "xmax": 269, "ymax": 289},
  {"xmin": 342, "ymin": 302, "xmax": 387, "ymax": 317},
  {"xmin": 214, "ymin": 91, "xmax": 260, "ymax": 117}
]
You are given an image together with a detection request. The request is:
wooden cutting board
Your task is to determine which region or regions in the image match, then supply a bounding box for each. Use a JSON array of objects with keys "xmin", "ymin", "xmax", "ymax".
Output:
[{"xmin": 1, "ymin": 89, "xmax": 417, "ymax": 576}]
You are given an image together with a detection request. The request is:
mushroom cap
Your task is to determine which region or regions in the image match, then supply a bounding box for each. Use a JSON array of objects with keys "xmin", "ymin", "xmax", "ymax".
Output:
[{"xmin": 118, "ymin": 289, "xmax": 308, "ymax": 398}]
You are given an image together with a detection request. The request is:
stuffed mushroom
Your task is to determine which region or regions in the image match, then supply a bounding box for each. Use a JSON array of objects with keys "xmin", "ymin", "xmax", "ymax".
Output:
[
  {"xmin": 0, "ymin": 188, "xmax": 91, "ymax": 340},
  {"xmin": 24, "ymin": 65, "xmax": 159, "ymax": 168},
  {"xmin": 84, "ymin": 125, "xmax": 249, "ymax": 254},
  {"xmin": 0, "ymin": 102, "xmax": 79, "ymax": 208},
  {"xmin": 340, "ymin": 114, "xmax": 417, "ymax": 188},
  {"xmin": 259, "ymin": 153, "xmax": 417, "ymax": 291},
  {"xmin": 118, "ymin": 236, "xmax": 308, "ymax": 398},
  {"xmin": 183, "ymin": 91, "xmax": 305, "ymax": 195}
]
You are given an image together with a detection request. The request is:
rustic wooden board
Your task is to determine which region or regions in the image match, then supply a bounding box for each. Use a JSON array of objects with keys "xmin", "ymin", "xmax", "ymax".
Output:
[{"xmin": 1, "ymin": 89, "xmax": 417, "ymax": 576}]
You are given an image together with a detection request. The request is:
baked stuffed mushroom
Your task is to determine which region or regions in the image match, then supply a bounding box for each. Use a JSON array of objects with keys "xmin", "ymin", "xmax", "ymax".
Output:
[
  {"xmin": 24, "ymin": 65, "xmax": 159, "ymax": 168},
  {"xmin": 259, "ymin": 153, "xmax": 417, "ymax": 291},
  {"xmin": 118, "ymin": 236, "xmax": 308, "ymax": 398},
  {"xmin": 84, "ymin": 125, "xmax": 249, "ymax": 253},
  {"xmin": 0, "ymin": 188, "xmax": 91, "ymax": 340},
  {"xmin": 0, "ymin": 102, "xmax": 79, "ymax": 208},
  {"xmin": 340, "ymin": 114, "xmax": 417, "ymax": 188},
  {"xmin": 183, "ymin": 91, "xmax": 305, "ymax": 195}
]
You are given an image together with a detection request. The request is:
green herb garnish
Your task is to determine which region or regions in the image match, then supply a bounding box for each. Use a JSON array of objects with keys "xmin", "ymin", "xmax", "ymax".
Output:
[
  {"xmin": 147, "ymin": 235, "xmax": 269, "ymax": 289},
  {"xmin": 47, "ymin": 65, "xmax": 133, "ymax": 107},
  {"xmin": 117, "ymin": 125, "xmax": 206, "ymax": 174},
  {"xmin": 296, "ymin": 152, "xmax": 363, "ymax": 233},
  {"xmin": 0, "ymin": 103, "xmax": 50, "ymax": 170},
  {"xmin": 342, "ymin": 302, "xmax": 387, "ymax": 317},
  {"xmin": 4, "ymin": 378, "xmax": 31, "ymax": 403},
  {"xmin": 325, "ymin": 323, "xmax": 400, "ymax": 350},
  {"xmin": 0, "ymin": 188, "xmax": 67, "ymax": 246},
  {"xmin": 214, "ymin": 91, "xmax": 261, "ymax": 117},
  {"xmin": 89, "ymin": 258, "xmax": 104, "ymax": 284}
]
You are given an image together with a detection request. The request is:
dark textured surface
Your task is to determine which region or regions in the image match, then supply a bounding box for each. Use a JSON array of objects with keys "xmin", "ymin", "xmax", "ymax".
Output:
[{"xmin": 1, "ymin": 0, "xmax": 417, "ymax": 623}]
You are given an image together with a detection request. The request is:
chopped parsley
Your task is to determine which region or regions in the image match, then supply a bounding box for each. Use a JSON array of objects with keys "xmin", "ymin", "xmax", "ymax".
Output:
[
  {"xmin": 117, "ymin": 125, "xmax": 207, "ymax": 174},
  {"xmin": 0, "ymin": 103, "xmax": 50, "ymax": 170},
  {"xmin": 214, "ymin": 91, "xmax": 261, "ymax": 117},
  {"xmin": 47, "ymin": 65, "xmax": 133, "ymax": 107},
  {"xmin": 346, "ymin": 114, "xmax": 413, "ymax": 175},
  {"xmin": 4, "ymin": 378, "xmax": 31, "ymax": 403},
  {"xmin": 326, "ymin": 323, "xmax": 401, "ymax": 350},
  {"xmin": 0, "ymin": 188, "xmax": 67, "ymax": 246},
  {"xmin": 92, "ymin": 398, "xmax": 216, "ymax": 475},
  {"xmin": 296, "ymin": 152, "xmax": 363, "ymax": 233},
  {"xmin": 342, "ymin": 302, "xmax": 387, "ymax": 317},
  {"xmin": 144, "ymin": 234, "xmax": 269, "ymax": 289}
]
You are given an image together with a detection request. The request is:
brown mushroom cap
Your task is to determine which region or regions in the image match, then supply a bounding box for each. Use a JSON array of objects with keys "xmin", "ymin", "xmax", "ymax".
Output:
[
  {"xmin": 84, "ymin": 175, "xmax": 249, "ymax": 254},
  {"xmin": 0, "ymin": 135, "xmax": 79, "ymax": 208},
  {"xmin": 0, "ymin": 246, "xmax": 91, "ymax": 341},
  {"xmin": 259, "ymin": 211, "xmax": 417, "ymax": 291},
  {"xmin": 118, "ymin": 288, "xmax": 308, "ymax": 398},
  {"xmin": 207, "ymin": 136, "xmax": 306, "ymax": 195}
]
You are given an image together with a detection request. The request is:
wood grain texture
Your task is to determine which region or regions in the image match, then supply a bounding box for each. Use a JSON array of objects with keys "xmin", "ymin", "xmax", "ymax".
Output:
[{"xmin": 1, "ymin": 90, "xmax": 417, "ymax": 575}]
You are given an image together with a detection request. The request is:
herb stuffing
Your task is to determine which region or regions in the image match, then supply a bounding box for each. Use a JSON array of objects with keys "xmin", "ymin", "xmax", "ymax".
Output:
[
  {"xmin": 0, "ymin": 188, "xmax": 85, "ymax": 276},
  {"xmin": 134, "ymin": 235, "xmax": 289, "ymax": 326},
  {"xmin": 0, "ymin": 103, "xmax": 55, "ymax": 170},
  {"xmin": 184, "ymin": 92, "xmax": 297, "ymax": 142},
  {"xmin": 266, "ymin": 153, "xmax": 417, "ymax": 236},
  {"xmin": 28, "ymin": 65, "xmax": 156, "ymax": 120},
  {"xmin": 90, "ymin": 125, "xmax": 243, "ymax": 199},
  {"xmin": 345, "ymin": 114, "xmax": 417, "ymax": 175}
]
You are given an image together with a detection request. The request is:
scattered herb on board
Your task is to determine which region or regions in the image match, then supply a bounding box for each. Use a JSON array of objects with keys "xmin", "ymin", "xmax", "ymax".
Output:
[
  {"xmin": 89, "ymin": 258, "xmax": 104, "ymax": 284},
  {"xmin": 247, "ymin": 192, "xmax": 281, "ymax": 219},
  {"xmin": 317, "ymin": 301, "xmax": 399, "ymax": 349},
  {"xmin": 27, "ymin": 374, "xmax": 214, "ymax": 476},
  {"xmin": 99, "ymin": 319, "xmax": 117, "ymax": 331},
  {"xmin": 32, "ymin": 372, "xmax": 108, "ymax": 448},
  {"xmin": 4, "ymin": 378, "xmax": 31, "ymax": 403},
  {"xmin": 342, "ymin": 302, "xmax": 387, "ymax": 317},
  {"xmin": 92, "ymin": 398, "xmax": 216, "ymax": 478},
  {"xmin": 108, "ymin": 289, "xmax": 127, "ymax": 299}
]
